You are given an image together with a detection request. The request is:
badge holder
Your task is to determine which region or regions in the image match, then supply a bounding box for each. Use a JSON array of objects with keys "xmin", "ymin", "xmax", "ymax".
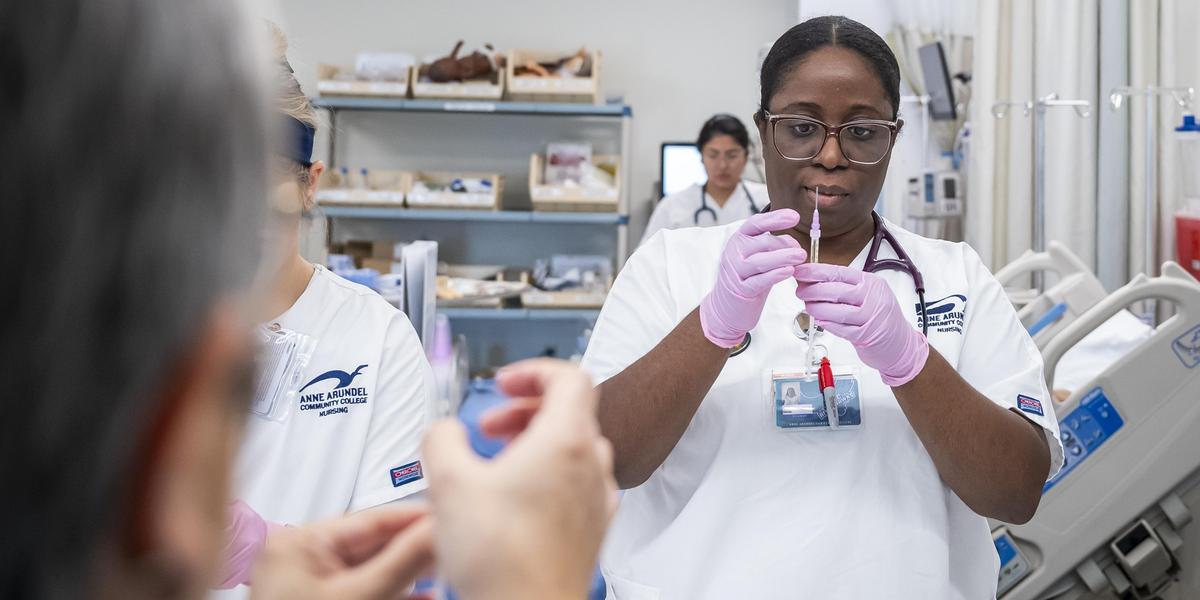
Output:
[
  {"xmin": 250, "ymin": 324, "xmax": 317, "ymax": 422},
  {"xmin": 765, "ymin": 344, "xmax": 862, "ymax": 431}
]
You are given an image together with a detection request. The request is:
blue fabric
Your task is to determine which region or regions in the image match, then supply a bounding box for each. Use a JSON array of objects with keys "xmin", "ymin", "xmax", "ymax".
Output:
[
  {"xmin": 280, "ymin": 115, "xmax": 314, "ymax": 166},
  {"xmin": 458, "ymin": 379, "xmax": 509, "ymax": 459},
  {"xmin": 456, "ymin": 379, "xmax": 607, "ymax": 600}
]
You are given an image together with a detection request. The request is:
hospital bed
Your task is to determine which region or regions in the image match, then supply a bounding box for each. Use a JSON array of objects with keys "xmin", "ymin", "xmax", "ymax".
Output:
[
  {"xmin": 996, "ymin": 242, "xmax": 1111, "ymax": 349},
  {"xmin": 992, "ymin": 262, "xmax": 1200, "ymax": 599},
  {"xmin": 996, "ymin": 243, "xmax": 1154, "ymax": 395}
]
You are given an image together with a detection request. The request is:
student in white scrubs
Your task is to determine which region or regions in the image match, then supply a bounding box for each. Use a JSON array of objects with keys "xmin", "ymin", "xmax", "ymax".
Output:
[
  {"xmin": 584, "ymin": 17, "xmax": 1064, "ymax": 600},
  {"xmin": 215, "ymin": 27, "xmax": 434, "ymax": 594},
  {"xmin": 641, "ymin": 114, "xmax": 768, "ymax": 244}
]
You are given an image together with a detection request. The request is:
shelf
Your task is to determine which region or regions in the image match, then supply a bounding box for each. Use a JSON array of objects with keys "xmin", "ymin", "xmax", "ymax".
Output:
[
  {"xmin": 530, "ymin": 212, "xmax": 627, "ymax": 224},
  {"xmin": 319, "ymin": 205, "xmax": 628, "ymax": 225},
  {"xmin": 313, "ymin": 96, "xmax": 632, "ymax": 118},
  {"xmin": 439, "ymin": 307, "xmax": 601, "ymax": 321}
]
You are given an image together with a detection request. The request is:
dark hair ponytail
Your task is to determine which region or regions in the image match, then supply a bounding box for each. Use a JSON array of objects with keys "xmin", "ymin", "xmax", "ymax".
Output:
[
  {"xmin": 697, "ymin": 113, "xmax": 751, "ymax": 152},
  {"xmin": 758, "ymin": 16, "xmax": 901, "ymax": 119}
]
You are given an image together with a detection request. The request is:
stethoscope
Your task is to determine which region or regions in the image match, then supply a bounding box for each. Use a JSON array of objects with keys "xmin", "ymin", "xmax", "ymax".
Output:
[
  {"xmin": 736, "ymin": 209, "xmax": 928, "ymax": 357},
  {"xmin": 694, "ymin": 181, "xmax": 761, "ymax": 226},
  {"xmin": 863, "ymin": 211, "xmax": 928, "ymax": 336}
]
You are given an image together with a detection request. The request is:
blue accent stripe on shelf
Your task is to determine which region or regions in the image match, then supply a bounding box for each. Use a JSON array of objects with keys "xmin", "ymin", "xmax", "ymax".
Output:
[
  {"xmin": 438, "ymin": 307, "xmax": 601, "ymax": 321},
  {"xmin": 312, "ymin": 96, "xmax": 630, "ymax": 118},
  {"xmin": 319, "ymin": 205, "xmax": 626, "ymax": 225}
]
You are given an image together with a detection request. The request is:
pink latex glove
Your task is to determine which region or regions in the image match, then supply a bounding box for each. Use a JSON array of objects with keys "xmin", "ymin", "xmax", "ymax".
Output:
[
  {"xmin": 794, "ymin": 264, "xmax": 929, "ymax": 386},
  {"xmin": 216, "ymin": 499, "xmax": 273, "ymax": 589},
  {"xmin": 700, "ymin": 209, "xmax": 808, "ymax": 348}
]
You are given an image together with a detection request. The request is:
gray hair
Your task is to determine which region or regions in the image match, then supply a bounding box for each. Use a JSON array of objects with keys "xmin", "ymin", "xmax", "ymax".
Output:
[{"xmin": 0, "ymin": 0, "xmax": 268, "ymax": 597}]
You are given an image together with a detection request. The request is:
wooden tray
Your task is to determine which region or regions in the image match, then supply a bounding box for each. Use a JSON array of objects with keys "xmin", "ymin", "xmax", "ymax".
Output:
[{"xmin": 506, "ymin": 49, "xmax": 600, "ymax": 104}]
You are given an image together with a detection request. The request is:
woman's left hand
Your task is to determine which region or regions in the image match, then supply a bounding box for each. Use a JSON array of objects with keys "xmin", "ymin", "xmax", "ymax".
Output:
[
  {"xmin": 794, "ymin": 264, "xmax": 929, "ymax": 386},
  {"xmin": 249, "ymin": 505, "xmax": 434, "ymax": 600}
]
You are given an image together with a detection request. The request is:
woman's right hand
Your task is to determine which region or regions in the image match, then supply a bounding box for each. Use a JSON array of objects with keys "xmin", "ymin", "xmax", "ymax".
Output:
[
  {"xmin": 699, "ymin": 209, "xmax": 806, "ymax": 347},
  {"xmin": 422, "ymin": 359, "xmax": 616, "ymax": 600}
]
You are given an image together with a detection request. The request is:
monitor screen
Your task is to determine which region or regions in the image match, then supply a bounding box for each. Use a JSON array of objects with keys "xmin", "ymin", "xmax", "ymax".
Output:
[
  {"xmin": 918, "ymin": 41, "xmax": 956, "ymax": 121},
  {"xmin": 660, "ymin": 142, "xmax": 707, "ymax": 198}
]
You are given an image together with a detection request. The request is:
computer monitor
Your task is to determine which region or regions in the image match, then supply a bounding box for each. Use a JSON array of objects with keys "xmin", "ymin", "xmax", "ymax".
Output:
[
  {"xmin": 918, "ymin": 41, "xmax": 956, "ymax": 121},
  {"xmin": 660, "ymin": 142, "xmax": 707, "ymax": 199}
]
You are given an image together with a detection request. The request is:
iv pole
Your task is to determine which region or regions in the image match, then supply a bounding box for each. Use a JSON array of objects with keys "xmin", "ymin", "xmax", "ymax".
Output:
[
  {"xmin": 992, "ymin": 93, "xmax": 1092, "ymax": 291},
  {"xmin": 1108, "ymin": 86, "xmax": 1194, "ymax": 323},
  {"xmin": 1108, "ymin": 86, "xmax": 1194, "ymax": 283}
]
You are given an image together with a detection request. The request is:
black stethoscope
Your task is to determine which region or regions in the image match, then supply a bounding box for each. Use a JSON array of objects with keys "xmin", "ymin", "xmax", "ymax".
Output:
[
  {"xmin": 729, "ymin": 209, "xmax": 927, "ymax": 357},
  {"xmin": 864, "ymin": 211, "xmax": 928, "ymax": 336},
  {"xmin": 694, "ymin": 181, "xmax": 761, "ymax": 226}
]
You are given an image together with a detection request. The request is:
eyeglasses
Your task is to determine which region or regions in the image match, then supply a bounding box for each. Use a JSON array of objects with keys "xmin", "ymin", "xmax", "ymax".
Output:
[
  {"xmin": 702, "ymin": 149, "xmax": 748, "ymax": 165},
  {"xmin": 762, "ymin": 113, "xmax": 898, "ymax": 165}
]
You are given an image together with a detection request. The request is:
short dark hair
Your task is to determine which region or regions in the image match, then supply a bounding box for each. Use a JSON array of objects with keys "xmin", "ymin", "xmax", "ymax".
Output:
[
  {"xmin": 697, "ymin": 113, "xmax": 751, "ymax": 152},
  {"xmin": 758, "ymin": 16, "xmax": 902, "ymax": 119},
  {"xmin": 0, "ymin": 0, "xmax": 267, "ymax": 597}
]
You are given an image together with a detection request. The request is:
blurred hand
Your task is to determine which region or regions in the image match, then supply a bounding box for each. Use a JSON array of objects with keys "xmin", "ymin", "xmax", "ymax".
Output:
[
  {"xmin": 422, "ymin": 359, "xmax": 617, "ymax": 600},
  {"xmin": 216, "ymin": 500, "xmax": 270, "ymax": 589},
  {"xmin": 249, "ymin": 504, "xmax": 434, "ymax": 600}
]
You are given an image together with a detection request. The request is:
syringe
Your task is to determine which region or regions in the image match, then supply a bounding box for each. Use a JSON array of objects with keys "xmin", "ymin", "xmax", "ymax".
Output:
[
  {"xmin": 809, "ymin": 187, "xmax": 822, "ymax": 264},
  {"xmin": 803, "ymin": 187, "xmax": 822, "ymax": 372}
]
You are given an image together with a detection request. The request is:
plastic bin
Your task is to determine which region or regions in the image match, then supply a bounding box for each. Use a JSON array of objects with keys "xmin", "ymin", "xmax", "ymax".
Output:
[
  {"xmin": 528, "ymin": 153, "xmax": 619, "ymax": 212},
  {"xmin": 316, "ymin": 64, "xmax": 410, "ymax": 98},
  {"xmin": 314, "ymin": 168, "xmax": 410, "ymax": 206},
  {"xmin": 405, "ymin": 172, "xmax": 503, "ymax": 210},
  {"xmin": 410, "ymin": 67, "xmax": 504, "ymax": 101},
  {"xmin": 1177, "ymin": 213, "xmax": 1200, "ymax": 280}
]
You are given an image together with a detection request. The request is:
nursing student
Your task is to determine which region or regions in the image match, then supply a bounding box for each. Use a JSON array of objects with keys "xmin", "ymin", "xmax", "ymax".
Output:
[
  {"xmin": 214, "ymin": 26, "xmax": 435, "ymax": 594},
  {"xmin": 583, "ymin": 16, "xmax": 1064, "ymax": 600},
  {"xmin": 641, "ymin": 114, "xmax": 768, "ymax": 243}
]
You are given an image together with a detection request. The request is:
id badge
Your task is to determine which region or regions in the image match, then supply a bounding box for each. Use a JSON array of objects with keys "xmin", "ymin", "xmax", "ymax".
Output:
[
  {"xmin": 250, "ymin": 324, "xmax": 317, "ymax": 422},
  {"xmin": 765, "ymin": 364, "xmax": 862, "ymax": 430}
]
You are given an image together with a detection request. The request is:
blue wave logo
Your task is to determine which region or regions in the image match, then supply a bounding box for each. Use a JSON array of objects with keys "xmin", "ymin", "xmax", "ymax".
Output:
[
  {"xmin": 300, "ymin": 364, "xmax": 368, "ymax": 392},
  {"xmin": 916, "ymin": 294, "xmax": 967, "ymax": 334},
  {"xmin": 920, "ymin": 294, "xmax": 967, "ymax": 315}
]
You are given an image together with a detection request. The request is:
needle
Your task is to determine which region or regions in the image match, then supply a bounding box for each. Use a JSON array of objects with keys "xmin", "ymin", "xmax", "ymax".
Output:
[
  {"xmin": 803, "ymin": 187, "xmax": 821, "ymax": 374},
  {"xmin": 809, "ymin": 187, "xmax": 821, "ymax": 264}
]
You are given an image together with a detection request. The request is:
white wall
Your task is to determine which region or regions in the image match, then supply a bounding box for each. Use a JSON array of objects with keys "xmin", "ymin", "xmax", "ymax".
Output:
[{"xmin": 269, "ymin": 0, "xmax": 795, "ymax": 242}]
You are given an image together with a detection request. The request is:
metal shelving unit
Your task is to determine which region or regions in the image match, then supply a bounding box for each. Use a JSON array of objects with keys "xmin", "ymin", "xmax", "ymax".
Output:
[
  {"xmin": 313, "ymin": 96, "xmax": 631, "ymax": 368},
  {"xmin": 314, "ymin": 97, "xmax": 633, "ymax": 264}
]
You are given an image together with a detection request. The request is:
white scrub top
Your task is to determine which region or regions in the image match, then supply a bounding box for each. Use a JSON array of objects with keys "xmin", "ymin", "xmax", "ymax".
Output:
[
  {"xmin": 221, "ymin": 266, "xmax": 434, "ymax": 597},
  {"xmin": 640, "ymin": 180, "xmax": 768, "ymax": 246},
  {"xmin": 582, "ymin": 219, "xmax": 1064, "ymax": 600}
]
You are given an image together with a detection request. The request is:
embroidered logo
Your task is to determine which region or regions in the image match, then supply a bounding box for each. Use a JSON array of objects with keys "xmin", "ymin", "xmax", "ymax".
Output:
[
  {"xmin": 297, "ymin": 364, "xmax": 370, "ymax": 418},
  {"xmin": 390, "ymin": 461, "xmax": 424, "ymax": 488},
  {"xmin": 1017, "ymin": 395, "xmax": 1044, "ymax": 417},
  {"xmin": 916, "ymin": 294, "xmax": 966, "ymax": 334}
]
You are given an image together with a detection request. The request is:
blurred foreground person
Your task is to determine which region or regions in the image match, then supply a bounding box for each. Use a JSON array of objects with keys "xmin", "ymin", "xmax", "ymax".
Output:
[{"xmin": 0, "ymin": 1, "xmax": 614, "ymax": 599}]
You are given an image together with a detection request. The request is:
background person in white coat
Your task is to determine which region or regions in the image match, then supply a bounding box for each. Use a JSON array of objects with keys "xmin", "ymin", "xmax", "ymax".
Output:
[
  {"xmin": 2, "ymin": 2, "xmax": 616, "ymax": 598},
  {"xmin": 640, "ymin": 114, "xmax": 768, "ymax": 244}
]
